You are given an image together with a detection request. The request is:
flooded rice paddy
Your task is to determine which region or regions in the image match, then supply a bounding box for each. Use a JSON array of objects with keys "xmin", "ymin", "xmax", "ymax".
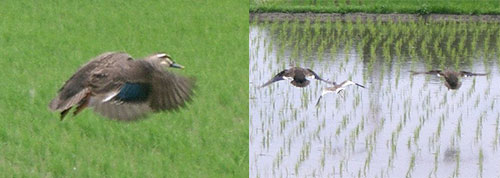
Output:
[{"xmin": 250, "ymin": 17, "xmax": 500, "ymax": 177}]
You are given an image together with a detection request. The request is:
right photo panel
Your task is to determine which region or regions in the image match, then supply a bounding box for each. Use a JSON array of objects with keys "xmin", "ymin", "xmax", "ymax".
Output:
[{"xmin": 250, "ymin": 1, "xmax": 500, "ymax": 177}]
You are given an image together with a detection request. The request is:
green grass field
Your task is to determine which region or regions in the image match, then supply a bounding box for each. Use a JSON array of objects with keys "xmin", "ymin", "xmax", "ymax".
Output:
[
  {"xmin": 0, "ymin": 0, "xmax": 248, "ymax": 177},
  {"xmin": 251, "ymin": 0, "xmax": 500, "ymax": 14}
]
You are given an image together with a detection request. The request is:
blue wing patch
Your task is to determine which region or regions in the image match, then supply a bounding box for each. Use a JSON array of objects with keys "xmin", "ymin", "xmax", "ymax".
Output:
[{"xmin": 115, "ymin": 83, "xmax": 151, "ymax": 102}]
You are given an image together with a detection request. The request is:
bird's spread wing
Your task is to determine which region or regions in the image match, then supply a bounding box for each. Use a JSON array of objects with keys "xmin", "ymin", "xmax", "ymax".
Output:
[
  {"xmin": 260, "ymin": 70, "xmax": 287, "ymax": 88},
  {"xmin": 340, "ymin": 80, "xmax": 366, "ymax": 88},
  {"xmin": 92, "ymin": 100, "xmax": 152, "ymax": 121},
  {"xmin": 91, "ymin": 83, "xmax": 153, "ymax": 121},
  {"xmin": 49, "ymin": 87, "xmax": 90, "ymax": 112},
  {"xmin": 113, "ymin": 83, "xmax": 151, "ymax": 103},
  {"xmin": 459, "ymin": 71, "xmax": 487, "ymax": 77},
  {"xmin": 89, "ymin": 60, "xmax": 194, "ymax": 120},
  {"xmin": 90, "ymin": 77, "xmax": 154, "ymax": 121},
  {"xmin": 48, "ymin": 52, "xmax": 131, "ymax": 111},
  {"xmin": 49, "ymin": 64, "xmax": 99, "ymax": 111},
  {"xmin": 148, "ymin": 70, "xmax": 195, "ymax": 111},
  {"xmin": 410, "ymin": 70, "xmax": 442, "ymax": 76},
  {"xmin": 353, "ymin": 81, "xmax": 366, "ymax": 88},
  {"xmin": 306, "ymin": 69, "xmax": 333, "ymax": 84}
]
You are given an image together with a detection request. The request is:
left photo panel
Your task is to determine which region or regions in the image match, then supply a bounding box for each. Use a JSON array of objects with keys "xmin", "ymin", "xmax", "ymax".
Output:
[{"xmin": 0, "ymin": 0, "xmax": 248, "ymax": 177}]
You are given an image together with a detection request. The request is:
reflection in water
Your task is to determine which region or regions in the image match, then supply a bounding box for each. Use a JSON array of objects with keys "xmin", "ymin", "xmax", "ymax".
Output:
[
  {"xmin": 411, "ymin": 70, "xmax": 488, "ymax": 90},
  {"xmin": 250, "ymin": 19, "xmax": 500, "ymax": 178}
]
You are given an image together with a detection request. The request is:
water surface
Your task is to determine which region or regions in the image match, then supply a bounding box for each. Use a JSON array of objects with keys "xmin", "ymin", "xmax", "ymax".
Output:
[{"xmin": 250, "ymin": 19, "xmax": 500, "ymax": 178}]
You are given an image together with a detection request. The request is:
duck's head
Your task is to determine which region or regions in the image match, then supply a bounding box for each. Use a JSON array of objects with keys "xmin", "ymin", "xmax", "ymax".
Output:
[{"xmin": 147, "ymin": 53, "xmax": 184, "ymax": 69}]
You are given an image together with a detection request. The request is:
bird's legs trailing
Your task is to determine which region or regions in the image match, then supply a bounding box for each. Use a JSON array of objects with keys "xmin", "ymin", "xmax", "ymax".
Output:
[{"xmin": 338, "ymin": 89, "xmax": 345, "ymax": 98}]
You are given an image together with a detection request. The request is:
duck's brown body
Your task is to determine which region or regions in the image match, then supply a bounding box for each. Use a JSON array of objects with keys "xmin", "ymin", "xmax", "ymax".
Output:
[{"xmin": 49, "ymin": 52, "xmax": 194, "ymax": 121}]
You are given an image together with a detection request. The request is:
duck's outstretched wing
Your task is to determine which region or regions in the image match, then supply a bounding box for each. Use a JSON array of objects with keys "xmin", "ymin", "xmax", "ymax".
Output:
[
  {"xmin": 306, "ymin": 69, "xmax": 333, "ymax": 84},
  {"xmin": 90, "ymin": 81, "xmax": 154, "ymax": 121},
  {"xmin": 91, "ymin": 60, "xmax": 195, "ymax": 121},
  {"xmin": 148, "ymin": 67, "xmax": 195, "ymax": 111},
  {"xmin": 459, "ymin": 71, "xmax": 488, "ymax": 77},
  {"xmin": 92, "ymin": 101, "xmax": 152, "ymax": 121},
  {"xmin": 260, "ymin": 69, "xmax": 288, "ymax": 88},
  {"xmin": 48, "ymin": 52, "xmax": 131, "ymax": 120},
  {"xmin": 410, "ymin": 70, "xmax": 442, "ymax": 76}
]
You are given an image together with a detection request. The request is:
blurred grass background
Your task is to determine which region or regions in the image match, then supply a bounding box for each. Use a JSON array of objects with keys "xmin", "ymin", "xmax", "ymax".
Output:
[
  {"xmin": 250, "ymin": 0, "xmax": 500, "ymax": 14},
  {"xmin": 0, "ymin": 0, "xmax": 248, "ymax": 177}
]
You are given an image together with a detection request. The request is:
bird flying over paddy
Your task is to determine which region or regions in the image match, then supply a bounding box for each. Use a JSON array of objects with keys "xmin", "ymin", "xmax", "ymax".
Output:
[
  {"xmin": 315, "ymin": 80, "xmax": 365, "ymax": 106},
  {"xmin": 49, "ymin": 52, "xmax": 195, "ymax": 121},
  {"xmin": 260, "ymin": 67, "xmax": 330, "ymax": 88},
  {"xmin": 410, "ymin": 70, "xmax": 487, "ymax": 90}
]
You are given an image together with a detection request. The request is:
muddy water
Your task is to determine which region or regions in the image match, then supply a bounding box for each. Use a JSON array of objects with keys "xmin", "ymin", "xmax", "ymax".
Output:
[{"xmin": 250, "ymin": 20, "xmax": 500, "ymax": 177}]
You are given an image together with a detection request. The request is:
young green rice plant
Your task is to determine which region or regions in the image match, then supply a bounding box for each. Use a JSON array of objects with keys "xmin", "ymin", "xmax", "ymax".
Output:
[
  {"xmin": 309, "ymin": 20, "xmax": 320, "ymax": 51},
  {"xmin": 384, "ymin": 35, "xmax": 393, "ymax": 59},
  {"xmin": 290, "ymin": 19, "xmax": 299, "ymax": 41},
  {"xmin": 405, "ymin": 153, "xmax": 416, "ymax": 178},
  {"xmin": 335, "ymin": 20, "xmax": 342, "ymax": 37},
  {"xmin": 280, "ymin": 20, "xmax": 290, "ymax": 48},
  {"xmin": 355, "ymin": 16, "xmax": 364, "ymax": 35},
  {"xmin": 346, "ymin": 18, "xmax": 354, "ymax": 37},
  {"xmin": 445, "ymin": 30, "xmax": 456, "ymax": 56},
  {"xmin": 453, "ymin": 148, "xmax": 461, "ymax": 178},
  {"xmin": 317, "ymin": 39, "xmax": 326, "ymax": 61},
  {"xmin": 483, "ymin": 27, "xmax": 494, "ymax": 61},
  {"xmin": 471, "ymin": 27, "xmax": 480, "ymax": 55},
  {"xmin": 478, "ymin": 147, "xmax": 484, "ymax": 178},
  {"xmin": 313, "ymin": 17, "xmax": 321, "ymax": 36},
  {"xmin": 433, "ymin": 146, "xmax": 440, "ymax": 175},
  {"xmin": 325, "ymin": 18, "xmax": 333, "ymax": 37},
  {"xmin": 475, "ymin": 112, "xmax": 484, "ymax": 143}
]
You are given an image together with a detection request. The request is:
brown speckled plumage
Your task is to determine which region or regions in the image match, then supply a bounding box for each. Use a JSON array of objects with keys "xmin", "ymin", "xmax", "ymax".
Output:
[{"xmin": 49, "ymin": 52, "xmax": 194, "ymax": 121}]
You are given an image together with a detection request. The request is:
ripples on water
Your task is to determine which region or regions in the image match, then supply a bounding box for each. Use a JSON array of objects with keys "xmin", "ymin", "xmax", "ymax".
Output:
[{"xmin": 250, "ymin": 18, "xmax": 500, "ymax": 177}]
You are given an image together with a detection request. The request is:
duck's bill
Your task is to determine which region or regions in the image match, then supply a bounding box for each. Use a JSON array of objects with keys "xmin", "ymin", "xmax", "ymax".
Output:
[{"xmin": 170, "ymin": 63, "xmax": 184, "ymax": 69}]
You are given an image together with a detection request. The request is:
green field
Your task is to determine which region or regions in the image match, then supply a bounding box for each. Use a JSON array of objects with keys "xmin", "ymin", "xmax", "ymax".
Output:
[
  {"xmin": 251, "ymin": 0, "xmax": 500, "ymax": 14},
  {"xmin": 0, "ymin": 0, "xmax": 248, "ymax": 177}
]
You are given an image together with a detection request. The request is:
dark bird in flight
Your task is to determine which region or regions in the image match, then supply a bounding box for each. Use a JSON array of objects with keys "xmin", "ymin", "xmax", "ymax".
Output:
[
  {"xmin": 315, "ymin": 80, "xmax": 365, "ymax": 106},
  {"xmin": 49, "ymin": 52, "xmax": 195, "ymax": 121},
  {"xmin": 260, "ymin": 67, "xmax": 330, "ymax": 88},
  {"xmin": 410, "ymin": 70, "xmax": 487, "ymax": 90}
]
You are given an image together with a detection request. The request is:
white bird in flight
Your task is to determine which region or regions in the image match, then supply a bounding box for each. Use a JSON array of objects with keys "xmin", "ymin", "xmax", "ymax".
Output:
[{"xmin": 315, "ymin": 80, "xmax": 366, "ymax": 106}]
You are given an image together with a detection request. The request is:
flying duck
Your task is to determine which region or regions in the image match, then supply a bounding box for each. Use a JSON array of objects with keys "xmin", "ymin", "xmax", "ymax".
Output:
[
  {"xmin": 315, "ymin": 80, "xmax": 365, "ymax": 106},
  {"xmin": 49, "ymin": 52, "xmax": 195, "ymax": 121},
  {"xmin": 260, "ymin": 67, "xmax": 330, "ymax": 88},
  {"xmin": 410, "ymin": 70, "xmax": 487, "ymax": 90}
]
